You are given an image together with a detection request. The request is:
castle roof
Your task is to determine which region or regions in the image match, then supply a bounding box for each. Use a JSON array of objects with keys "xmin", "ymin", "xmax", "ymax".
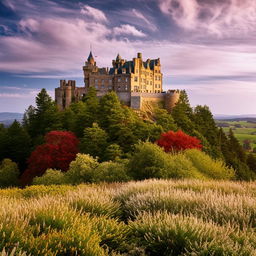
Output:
[{"xmin": 87, "ymin": 51, "xmax": 94, "ymax": 61}]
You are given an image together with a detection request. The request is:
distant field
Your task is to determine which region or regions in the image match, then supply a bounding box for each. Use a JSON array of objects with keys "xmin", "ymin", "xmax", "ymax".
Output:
[{"xmin": 216, "ymin": 120, "xmax": 256, "ymax": 151}]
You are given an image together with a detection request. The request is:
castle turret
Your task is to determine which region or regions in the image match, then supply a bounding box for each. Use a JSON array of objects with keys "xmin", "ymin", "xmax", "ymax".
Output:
[
  {"xmin": 87, "ymin": 51, "xmax": 95, "ymax": 65},
  {"xmin": 164, "ymin": 90, "xmax": 180, "ymax": 112}
]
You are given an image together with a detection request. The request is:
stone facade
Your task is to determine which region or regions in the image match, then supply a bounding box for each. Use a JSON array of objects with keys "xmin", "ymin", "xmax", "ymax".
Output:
[{"xmin": 55, "ymin": 51, "xmax": 180, "ymax": 112}]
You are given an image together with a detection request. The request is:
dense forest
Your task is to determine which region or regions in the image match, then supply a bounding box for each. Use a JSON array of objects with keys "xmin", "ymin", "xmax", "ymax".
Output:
[{"xmin": 0, "ymin": 87, "xmax": 256, "ymax": 187}]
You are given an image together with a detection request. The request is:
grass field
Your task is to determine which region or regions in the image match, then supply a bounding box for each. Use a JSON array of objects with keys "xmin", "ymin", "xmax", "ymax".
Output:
[
  {"xmin": 1, "ymin": 179, "xmax": 256, "ymax": 255},
  {"xmin": 216, "ymin": 120, "xmax": 256, "ymax": 150}
]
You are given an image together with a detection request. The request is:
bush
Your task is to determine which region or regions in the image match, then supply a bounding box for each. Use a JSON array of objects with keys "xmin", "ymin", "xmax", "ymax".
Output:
[
  {"xmin": 128, "ymin": 142, "xmax": 206, "ymax": 180},
  {"xmin": 128, "ymin": 142, "xmax": 173, "ymax": 180},
  {"xmin": 93, "ymin": 161, "xmax": 130, "ymax": 183},
  {"xmin": 32, "ymin": 169, "xmax": 67, "ymax": 185},
  {"xmin": 157, "ymin": 130, "xmax": 202, "ymax": 152},
  {"xmin": 65, "ymin": 154, "xmax": 99, "ymax": 184},
  {"xmin": 0, "ymin": 159, "xmax": 19, "ymax": 188},
  {"xmin": 184, "ymin": 149, "xmax": 235, "ymax": 180}
]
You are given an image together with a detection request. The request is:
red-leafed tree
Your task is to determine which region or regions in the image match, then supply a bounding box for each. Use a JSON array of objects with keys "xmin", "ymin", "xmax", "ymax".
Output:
[
  {"xmin": 156, "ymin": 130, "xmax": 202, "ymax": 152},
  {"xmin": 21, "ymin": 131, "xmax": 79, "ymax": 185}
]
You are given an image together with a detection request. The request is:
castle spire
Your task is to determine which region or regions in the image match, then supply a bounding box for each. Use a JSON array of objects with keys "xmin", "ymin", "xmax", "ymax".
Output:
[
  {"xmin": 87, "ymin": 50, "xmax": 95, "ymax": 65},
  {"xmin": 116, "ymin": 53, "xmax": 121, "ymax": 61}
]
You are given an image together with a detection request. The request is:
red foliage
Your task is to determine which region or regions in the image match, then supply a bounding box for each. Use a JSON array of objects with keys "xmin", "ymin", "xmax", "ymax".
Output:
[
  {"xmin": 21, "ymin": 131, "xmax": 79, "ymax": 185},
  {"xmin": 156, "ymin": 130, "xmax": 202, "ymax": 152}
]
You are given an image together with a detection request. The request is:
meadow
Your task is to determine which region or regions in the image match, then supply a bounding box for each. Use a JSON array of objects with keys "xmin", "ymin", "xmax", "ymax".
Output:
[
  {"xmin": 216, "ymin": 120, "xmax": 256, "ymax": 150},
  {"xmin": 1, "ymin": 179, "xmax": 256, "ymax": 255}
]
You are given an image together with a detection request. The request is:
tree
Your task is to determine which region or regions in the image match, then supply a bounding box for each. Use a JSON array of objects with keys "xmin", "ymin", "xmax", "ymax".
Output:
[
  {"xmin": 157, "ymin": 130, "xmax": 202, "ymax": 152},
  {"xmin": 0, "ymin": 159, "xmax": 19, "ymax": 188},
  {"xmin": 21, "ymin": 131, "xmax": 79, "ymax": 185},
  {"xmin": 193, "ymin": 105, "xmax": 221, "ymax": 158},
  {"xmin": 5, "ymin": 120, "xmax": 32, "ymax": 172},
  {"xmin": 171, "ymin": 90, "xmax": 195, "ymax": 133},
  {"xmin": 23, "ymin": 89, "xmax": 62, "ymax": 138},
  {"xmin": 247, "ymin": 154, "xmax": 256, "ymax": 172},
  {"xmin": 80, "ymin": 123, "xmax": 108, "ymax": 160},
  {"xmin": 154, "ymin": 108, "xmax": 177, "ymax": 132},
  {"xmin": 104, "ymin": 144, "xmax": 123, "ymax": 161},
  {"xmin": 228, "ymin": 129, "xmax": 246, "ymax": 163}
]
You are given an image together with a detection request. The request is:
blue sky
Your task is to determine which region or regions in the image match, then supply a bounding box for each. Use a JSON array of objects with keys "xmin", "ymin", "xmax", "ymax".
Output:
[{"xmin": 0, "ymin": 0, "xmax": 256, "ymax": 114}]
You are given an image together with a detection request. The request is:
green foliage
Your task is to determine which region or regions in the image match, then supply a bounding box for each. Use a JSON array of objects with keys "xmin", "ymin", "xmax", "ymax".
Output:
[
  {"xmin": 23, "ymin": 89, "xmax": 62, "ymax": 138},
  {"xmin": 65, "ymin": 153, "xmax": 99, "ymax": 184},
  {"xmin": 128, "ymin": 142, "xmax": 173, "ymax": 180},
  {"xmin": 171, "ymin": 90, "xmax": 195, "ymax": 133},
  {"xmin": 0, "ymin": 159, "xmax": 19, "ymax": 188},
  {"xmin": 104, "ymin": 144, "xmax": 123, "ymax": 161},
  {"xmin": 154, "ymin": 108, "xmax": 177, "ymax": 132},
  {"xmin": 80, "ymin": 123, "xmax": 108, "ymax": 160},
  {"xmin": 32, "ymin": 169, "xmax": 67, "ymax": 185},
  {"xmin": 184, "ymin": 149, "xmax": 235, "ymax": 180},
  {"xmin": 93, "ymin": 161, "xmax": 130, "ymax": 183}
]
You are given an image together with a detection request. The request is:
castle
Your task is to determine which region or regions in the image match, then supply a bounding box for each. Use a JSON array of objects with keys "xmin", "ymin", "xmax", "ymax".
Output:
[{"xmin": 55, "ymin": 52, "xmax": 180, "ymax": 112}]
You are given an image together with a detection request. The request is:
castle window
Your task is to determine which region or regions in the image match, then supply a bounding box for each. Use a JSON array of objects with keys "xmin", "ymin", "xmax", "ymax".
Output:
[
  {"xmin": 95, "ymin": 79, "xmax": 98, "ymax": 83},
  {"xmin": 150, "ymin": 81, "xmax": 152, "ymax": 85},
  {"xmin": 125, "ymin": 77, "xmax": 128, "ymax": 82},
  {"xmin": 95, "ymin": 85, "xmax": 98, "ymax": 89},
  {"xmin": 118, "ymin": 78, "xmax": 121, "ymax": 82},
  {"xmin": 134, "ymin": 76, "xmax": 138, "ymax": 82}
]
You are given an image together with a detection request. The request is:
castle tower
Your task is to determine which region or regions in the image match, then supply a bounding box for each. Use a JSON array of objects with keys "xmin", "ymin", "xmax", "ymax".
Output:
[{"xmin": 83, "ymin": 51, "xmax": 97, "ymax": 87}]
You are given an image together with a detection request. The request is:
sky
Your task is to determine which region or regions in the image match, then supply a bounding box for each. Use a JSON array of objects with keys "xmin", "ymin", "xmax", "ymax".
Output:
[{"xmin": 0, "ymin": 0, "xmax": 256, "ymax": 115}]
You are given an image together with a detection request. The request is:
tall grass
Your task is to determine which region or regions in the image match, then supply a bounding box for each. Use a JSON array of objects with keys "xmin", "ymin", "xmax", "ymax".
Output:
[{"xmin": 0, "ymin": 180, "xmax": 256, "ymax": 255}]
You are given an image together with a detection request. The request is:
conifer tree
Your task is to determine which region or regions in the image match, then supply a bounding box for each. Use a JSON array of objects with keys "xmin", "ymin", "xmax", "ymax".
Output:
[
  {"xmin": 171, "ymin": 90, "xmax": 195, "ymax": 133},
  {"xmin": 80, "ymin": 123, "xmax": 108, "ymax": 160},
  {"xmin": 5, "ymin": 120, "xmax": 32, "ymax": 171}
]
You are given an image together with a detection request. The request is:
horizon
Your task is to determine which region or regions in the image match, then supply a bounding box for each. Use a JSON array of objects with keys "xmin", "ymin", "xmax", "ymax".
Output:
[{"xmin": 0, "ymin": 0, "xmax": 256, "ymax": 114}]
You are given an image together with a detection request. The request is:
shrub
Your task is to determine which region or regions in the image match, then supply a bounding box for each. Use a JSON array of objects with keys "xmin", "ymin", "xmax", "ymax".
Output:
[
  {"xmin": 128, "ymin": 142, "xmax": 205, "ymax": 180},
  {"xmin": 157, "ymin": 130, "xmax": 202, "ymax": 152},
  {"xmin": 32, "ymin": 169, "xmax": 67, "ymax": 185},
  {"xmin": 0, "ymin": 159, "xmax": 19, "ymax": 188},
  {"xmin": 21, "ymin": 131, "xmax": 79, "ymax": 185},
  {"xmin": 93, "ymin": 161, "xmax": 130, "ymax": 183},
  {"xmin": 184, "ymin": 149, "xmax": 235, "ymax": 180},
  {"xmin": 128, "ymin": 142, "xmax": 172, "ymax": 180},
  {"xmin": 65, "ymin": 154, "xmax": 99, "ymax": 184}
]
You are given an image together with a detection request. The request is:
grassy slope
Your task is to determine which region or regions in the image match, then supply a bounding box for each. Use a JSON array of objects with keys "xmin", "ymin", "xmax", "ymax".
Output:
[{"xmin": 1, "ymin": 180, "xmax": 256, "ymax": 255}]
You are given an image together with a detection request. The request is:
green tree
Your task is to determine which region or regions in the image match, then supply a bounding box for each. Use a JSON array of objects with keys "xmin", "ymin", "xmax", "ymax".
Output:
[
  {"xmin": 23, "ymin": 89, "xmax": 62, "ymax": 138},
  {"xmin": 247, "ymin": 154, "xmax": 256, "ymax": 172},
  {"xmin": 154, "ymin": 108, "xmax": 177, "ymax": 132},
  {"xmin": 5, "ymin": 120, "xmax": 32, "ymax": 171},
  {"xmin": 171, "ymin": 90, "xmax": 195, "ymax": 133},
  {"xmin": 0, "ymin": 159, "xmax": 19, "ymax": 188},
  {"xmin": 228, "ymin": 129, "xmax": 246, "ymax": 163},
  {"xmin": 104, "ymin": 144, "xmax": 123, "ymax": 161},
  {"xmin": 80, "ymin": 123, "xmax": 108, "ymax": 160}
]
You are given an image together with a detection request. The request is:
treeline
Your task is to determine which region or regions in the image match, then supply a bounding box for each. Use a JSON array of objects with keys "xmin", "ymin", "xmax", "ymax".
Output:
[{"xmin": 0, "ymin": 87, "xmax": 255, "ymax": 186}]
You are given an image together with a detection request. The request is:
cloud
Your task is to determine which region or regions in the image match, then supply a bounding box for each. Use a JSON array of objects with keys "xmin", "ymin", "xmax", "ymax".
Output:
[
  {"xmin": 81, "ymin": 5, "xmax": 108, "ymax": 23},
  {"xmin": 132, "ymin": 9, "xmax": 157, "ymax": 31},
  {"xmin": 113, "ymin": 24, "xmax": 146, "ymax": 37},
  {"xmin": 158, "ymin": 0, "xmax": 256, "ymax": 38}
]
